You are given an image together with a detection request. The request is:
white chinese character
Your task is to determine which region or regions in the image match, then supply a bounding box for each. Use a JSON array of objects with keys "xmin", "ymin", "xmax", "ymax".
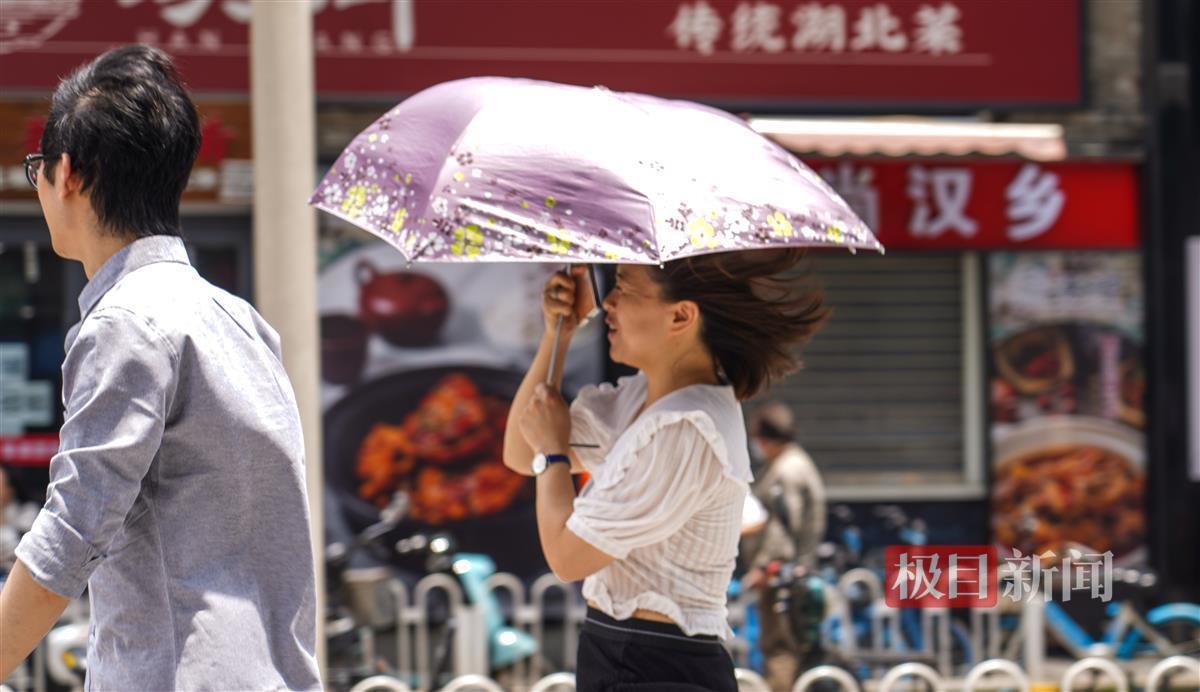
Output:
[
  {"xmin": 850, "ymin": 3, "xmax": 907, "ymax": 52},
  {"xmin": 892, "ymin": 552, "xmax": 945, "ymax": 600},
  {"xmin": 117, "ymin": 0, "xmax": 211, "ymax": 28},
  {"xmin": 820, "ymin": 162, "xmax": 879, "ymax": 231},
  {"xmin": 1061, "ymin": 549, "xmax": 1113, "ymax": 602},
  {"xmin": 913, "ymin": 3, "xmax": 963, "ymax": 55},
  {"xmin": 907, "ymin": 165, "xmax": 977, "ymax": 237},
  {"xmin": 731, "ymin": 2, "xmax": 786, "ymax": 53},
  {"xmin": 220, "ymin": 0, "xmax": 250, "ymax": 23},
  {"xmin": 197, "ymin": 28, "xmax": 221, "ymax": 51},
  {"xmin": 1001, "ymin": 550, "xmax": 1036, "ymax": 602},
  {"xmin": 790, "ymin": 2, "xmax": 846, "ymax": 52},
  {"xmin": 315, "ymin": 31, "xmax": 335, "ymax": 53},
  {"xmin": 135, "ymin": 28, "xmax": 161, "ymax": 46},
  {"xmin": 167, "ymin": 29, "xmax": 190, "ymax": 51},
  {"xmin": 370, "ymin": 30, "xmax": 393, "ymax": 54},
  {"xmin": 668, "ymin": 1, "xmax": 725, "ymax": 55},
  {"xmin": 117, "ymin": 0, "xmax": 260, "ymax": 26},
  {"xmin": 340, "ymin": 30, "xmax": 365, "ymax": 54},
  {"xmin": 949, "ymin": 553, "xmax": 990, "ymax": 599},
  {"xmin": 1006, "ymin": 163, "xmax": 1065, "ymax": 242},
  {"xmin": 1001, "ymin": 549, "xmax": 1059, "ymax": 602},
  {"xmin": 160, "ymin": 0, "xmax": 213, "ymax": 28}
]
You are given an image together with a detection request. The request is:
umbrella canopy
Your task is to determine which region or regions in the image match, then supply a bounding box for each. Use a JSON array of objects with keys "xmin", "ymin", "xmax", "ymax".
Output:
[{"xmin": 310, "ymin": 77, "xmax": 882, "ymax": 264}]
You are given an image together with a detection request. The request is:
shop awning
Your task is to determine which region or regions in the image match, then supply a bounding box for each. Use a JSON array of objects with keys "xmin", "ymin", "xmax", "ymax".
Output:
[{"xmin": 748, "ymin": 117, "xmax": 1067, "ymax": 161}]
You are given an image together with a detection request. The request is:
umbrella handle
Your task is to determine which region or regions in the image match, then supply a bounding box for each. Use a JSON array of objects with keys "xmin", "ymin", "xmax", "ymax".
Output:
[
  {"xmin": 545, "ymin": 264, "xmax": 602, "ymax": 385},
  {"xmin": 546, "ymin": 315, "xmax": 564, "ymax": 386}
]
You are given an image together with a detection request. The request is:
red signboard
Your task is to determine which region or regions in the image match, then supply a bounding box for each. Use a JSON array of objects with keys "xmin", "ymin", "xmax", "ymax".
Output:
[
  {"xmin": 801, "ymin": 159, "xmax": 1139, "ymax": 250},
  {"xmin": 0, "ymin": 0, "xmax": 1080, "ymax": 108},
  {"xmin": 0, "ymin": 434, "xmax": 59, "ymax": 467}
]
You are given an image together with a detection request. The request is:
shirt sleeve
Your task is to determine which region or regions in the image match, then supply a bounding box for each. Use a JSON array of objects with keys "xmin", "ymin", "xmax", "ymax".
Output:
[
  {"xmin": 568, "ymin": 380, "xmax": 621, "ymax": 471},
  {"xmin": 15, "ymin": 308, "xmax": 177, "ymax": 598},
  {"xmin": 566, "ymin": 416, "xmax": 728, "ymax": 560}
]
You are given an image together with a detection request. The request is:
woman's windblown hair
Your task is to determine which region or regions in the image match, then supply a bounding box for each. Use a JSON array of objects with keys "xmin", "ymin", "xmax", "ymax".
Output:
[{"xmin": 649, "ymin": 248, "xmax": 829, "ymax": 401}]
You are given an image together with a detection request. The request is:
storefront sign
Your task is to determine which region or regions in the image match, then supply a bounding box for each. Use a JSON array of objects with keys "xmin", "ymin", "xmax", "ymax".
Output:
[
  {"xmin": 0, "ymin": 99, "xmax": 251, "ymax": 203},
  {"xmin": 806, "ymin": 160, "xmax": 1139, "ymax": 250},
  {"xmin": 0, "ymin": 434, "xmax": 60, "ymax": 467},
  {"xmin": 0, "ymin": 0, "xmax": 1081, "ymax": 108}
]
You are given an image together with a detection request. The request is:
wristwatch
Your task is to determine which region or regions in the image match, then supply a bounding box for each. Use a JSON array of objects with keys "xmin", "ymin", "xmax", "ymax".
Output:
[{"xmin": 531, "ymin": 452, "xmax": 571, "ymax": 476}]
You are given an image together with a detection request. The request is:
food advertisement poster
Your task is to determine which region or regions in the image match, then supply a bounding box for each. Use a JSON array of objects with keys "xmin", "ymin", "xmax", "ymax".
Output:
[
  {"xmin": 318, "ymin": 223, "xmax": 604, "ymax": 579},
  {"xmin": 988, "ymin": 252, "xmax": 1146, "ymax": 565}
]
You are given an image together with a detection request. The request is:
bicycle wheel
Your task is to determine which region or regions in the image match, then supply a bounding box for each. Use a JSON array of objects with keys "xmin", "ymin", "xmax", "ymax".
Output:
[
  {"xmin": 1147, "ymin": 603, "xmax": 1200, "ymax": 656},
  {"xmin": 1119, "ymin": 603, "xmax": 1200, "ymax": 658}
]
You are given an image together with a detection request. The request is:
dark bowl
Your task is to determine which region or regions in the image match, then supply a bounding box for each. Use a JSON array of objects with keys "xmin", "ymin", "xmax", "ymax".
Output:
[{"xmin": 323, "ymin": 366, "xmax": 550, "ymax": 576}]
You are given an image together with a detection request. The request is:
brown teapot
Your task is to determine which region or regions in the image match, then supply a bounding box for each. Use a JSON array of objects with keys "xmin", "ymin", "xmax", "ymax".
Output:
[{"xmin": 356, "ymin": 260, "xmax": 449, "ymax": 347}]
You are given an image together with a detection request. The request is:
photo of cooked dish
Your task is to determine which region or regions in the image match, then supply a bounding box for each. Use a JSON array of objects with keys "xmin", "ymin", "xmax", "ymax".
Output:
[
  {"xmin": 991, "ymin": 324, "xmax": 1145, "ymax": 428},
  {"xmin": 995, "ymin": 326, "xmax": 1075, "ymax": 396},
  {"xmin": 354, "ymin": 372, "xmax": 527, "ymax": 523},
  {"xmin": 992, "ymin": 442, "xmax": 1145, "ymax": 559}
]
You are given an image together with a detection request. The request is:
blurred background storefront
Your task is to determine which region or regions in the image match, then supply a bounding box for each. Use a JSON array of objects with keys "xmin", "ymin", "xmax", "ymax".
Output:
[{"xmin": 1, "ymin": 0, "xmax": 1196, "ymax": 606}]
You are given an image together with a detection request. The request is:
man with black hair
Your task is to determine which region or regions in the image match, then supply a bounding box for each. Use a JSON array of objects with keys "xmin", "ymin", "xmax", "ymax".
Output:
[
  {"xmin": 0, "ymin": 45, "xmax": 321, "ymax": 689},
  {"xmin": 741, "ymin": 400, "xmax": 826, "ymax": 691}
]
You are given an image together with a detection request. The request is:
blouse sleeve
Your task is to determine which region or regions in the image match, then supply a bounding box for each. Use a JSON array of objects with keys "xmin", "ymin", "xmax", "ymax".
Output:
[
  {"xmin": 568, "ymin": 379, "xmax": 624, "ymax": 471},
  {"xmin": 566, "ymin": 415, "xmax": 729, "ymax": 560}
]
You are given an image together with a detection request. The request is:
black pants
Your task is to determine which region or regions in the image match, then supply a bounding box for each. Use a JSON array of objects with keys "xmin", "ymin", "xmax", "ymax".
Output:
[{"xmin": 576, "ymin": 607, "xmax": 737, "ymax": 692}]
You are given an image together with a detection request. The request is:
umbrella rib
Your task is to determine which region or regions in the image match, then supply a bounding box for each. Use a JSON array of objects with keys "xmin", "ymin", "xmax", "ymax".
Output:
[{"xmin": 408, "ymin": 234, "xmax": 434, "ymax": 263}]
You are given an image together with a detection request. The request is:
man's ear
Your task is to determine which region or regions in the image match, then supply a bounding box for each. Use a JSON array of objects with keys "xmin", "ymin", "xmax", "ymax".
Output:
[
  {"xmin": 668, "ymin": 299, "xmax": 701, "ymax": 335},
  {"xmin": 55, "ymin": 154, "xmax": 81, "ymax": 201}
]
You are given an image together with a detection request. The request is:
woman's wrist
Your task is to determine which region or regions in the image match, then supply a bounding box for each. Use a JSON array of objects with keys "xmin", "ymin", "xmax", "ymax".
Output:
[{"xmin": 540, "ymin": 329, "xmax": 573, "ymax": 353}]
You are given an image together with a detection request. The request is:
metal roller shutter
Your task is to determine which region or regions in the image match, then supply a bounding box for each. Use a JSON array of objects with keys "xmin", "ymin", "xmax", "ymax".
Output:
[{"xmin": 764, "ymin": 252, "xmax": 985, "ymax": 500}]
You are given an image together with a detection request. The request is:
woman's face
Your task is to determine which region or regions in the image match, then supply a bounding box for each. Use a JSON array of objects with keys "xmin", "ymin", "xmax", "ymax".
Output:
[{"xmin": 601, "ymin": 265, "xmax": 674, "ymax": 369}]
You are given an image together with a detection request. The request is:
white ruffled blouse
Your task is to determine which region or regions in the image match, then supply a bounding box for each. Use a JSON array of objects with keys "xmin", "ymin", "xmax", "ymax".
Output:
[{"xmin": 566, "ymin": 372, "xmax": 752, "ymax": 639}]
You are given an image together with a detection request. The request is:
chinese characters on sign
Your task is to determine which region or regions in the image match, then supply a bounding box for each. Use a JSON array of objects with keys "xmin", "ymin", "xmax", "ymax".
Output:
[
  {"xmin": 804, "ymin": 159, "xmax": 1139, "ymax": 250},
  {"xmin": 670, "ymin": 1, "xmax": 965, "ymax": 56},
  {"xmin": 115, "ymin": 0, "xmax": 416, "ymax": 58},
  {"xmin": 0, "ymin": 0, "xmax": 1081, "ymax": 106},
  {"xmin": 885, "ymin": 545, "xmax": 1116, "ymax": 608}
]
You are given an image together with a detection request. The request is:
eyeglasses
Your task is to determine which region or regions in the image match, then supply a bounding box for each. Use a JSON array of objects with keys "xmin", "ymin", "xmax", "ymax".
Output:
[{"xmin": 23, "ymin": 153, "xmax": 45, "ymax": 190}]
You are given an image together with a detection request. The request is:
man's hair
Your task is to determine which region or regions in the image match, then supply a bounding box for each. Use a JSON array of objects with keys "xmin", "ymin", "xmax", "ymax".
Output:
[
  {"xmin": 40, "ymin": 44, "xmax": 200, "ymax": 238},
  {"xmin": 748, "ymin": 400, "xmax": 797, "ymax": 442}
]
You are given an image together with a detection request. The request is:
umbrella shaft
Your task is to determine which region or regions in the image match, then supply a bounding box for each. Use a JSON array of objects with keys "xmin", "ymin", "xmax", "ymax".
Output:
[{"xmin": 546, "ymin": 315, "xmax": 564, "ymax": 386}]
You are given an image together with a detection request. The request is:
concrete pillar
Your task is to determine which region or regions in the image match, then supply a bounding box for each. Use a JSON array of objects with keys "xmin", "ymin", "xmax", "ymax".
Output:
[{"xmin": 249, "ymin": 0, "xmax": 325, "ymax": 672}]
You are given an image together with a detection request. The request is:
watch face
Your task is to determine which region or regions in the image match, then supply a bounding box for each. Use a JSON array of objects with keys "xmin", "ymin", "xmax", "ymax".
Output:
[{"xmin": 532, "ymin": 453, "xmax": 547, "ymax": 475}]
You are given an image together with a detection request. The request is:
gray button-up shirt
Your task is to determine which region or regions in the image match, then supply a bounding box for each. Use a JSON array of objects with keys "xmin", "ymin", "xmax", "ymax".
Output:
[{"xmin": 16, "ymin": 236, "xmax": 321, "ymax": 691}]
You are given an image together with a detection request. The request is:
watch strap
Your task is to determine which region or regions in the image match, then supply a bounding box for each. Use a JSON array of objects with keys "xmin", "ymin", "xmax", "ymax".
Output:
[{"xmin": 543, "ymin": 453, "xmax": 570, "ymax": 467}]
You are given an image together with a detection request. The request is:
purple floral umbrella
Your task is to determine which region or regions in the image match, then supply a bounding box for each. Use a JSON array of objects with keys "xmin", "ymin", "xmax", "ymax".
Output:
[{"xmin": 310, "ymin": 77, "xmax": 882, "ymax": 265}]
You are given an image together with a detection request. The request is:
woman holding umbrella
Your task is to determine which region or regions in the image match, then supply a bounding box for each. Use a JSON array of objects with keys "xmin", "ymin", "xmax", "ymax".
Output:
[
  {"xmin": 503, "ymin": 250, "xmax": 827, "ymax": 691},
  {"xmin": 310, "ymin": 75, "xmax": 880, "ymax": 690}
]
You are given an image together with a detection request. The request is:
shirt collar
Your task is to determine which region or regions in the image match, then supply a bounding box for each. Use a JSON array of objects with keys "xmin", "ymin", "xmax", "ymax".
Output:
[{"xmin": 78, "ymin": 235, "xmax": 191, "ymax": 317}]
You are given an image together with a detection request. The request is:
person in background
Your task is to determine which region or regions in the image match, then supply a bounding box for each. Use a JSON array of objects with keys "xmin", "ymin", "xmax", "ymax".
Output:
[
  {"xmin": 0, "ymin": 45, "xmax": 321, "ymax": 689},
  {"xmin": 740, "ymin": 400, "xmax": 827, "ymax": 691}
]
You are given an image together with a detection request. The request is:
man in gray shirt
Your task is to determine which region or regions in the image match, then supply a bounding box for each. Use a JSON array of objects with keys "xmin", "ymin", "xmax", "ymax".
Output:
[
  {"xmin": 0, "ymin": 45, "xmax": 321, "ymax": 690},
  {"xmin": 740, "ymin": 400, "xmax": 826, "ymax": 691}
]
